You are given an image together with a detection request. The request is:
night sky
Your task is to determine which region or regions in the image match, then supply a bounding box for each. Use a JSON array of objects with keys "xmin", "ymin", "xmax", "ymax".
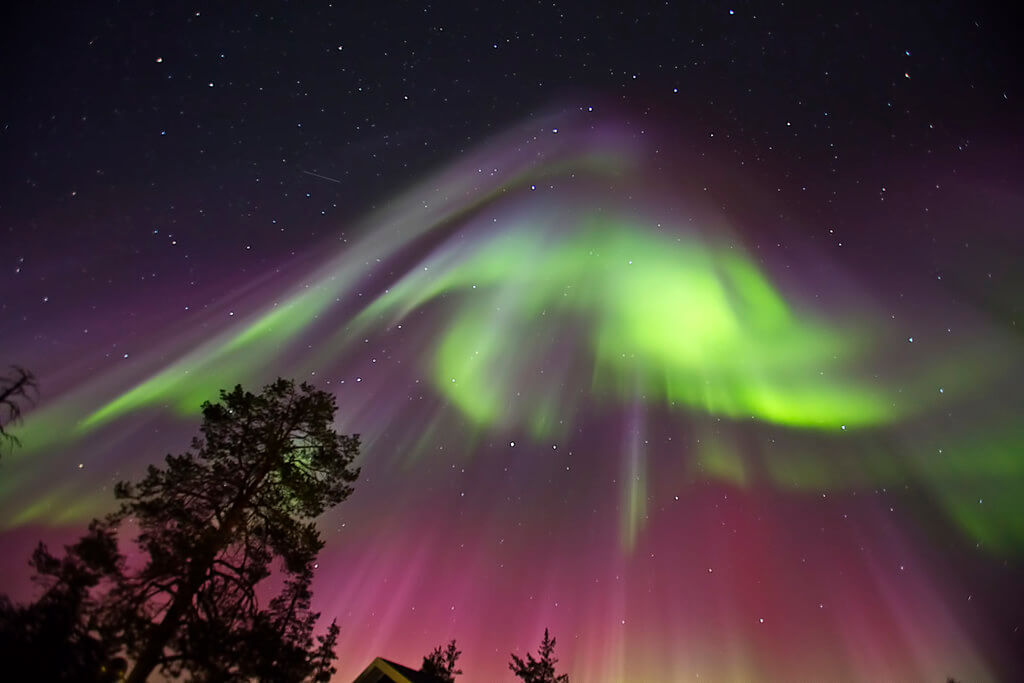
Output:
[{"xmin": 2, "ymin": 2, "xmax": 1023, "ymax": 681}]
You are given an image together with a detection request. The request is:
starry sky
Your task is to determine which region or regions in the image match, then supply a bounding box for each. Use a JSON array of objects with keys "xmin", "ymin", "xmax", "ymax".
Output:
[{"xmin": 2, "ymin": 2, "xmax": 1023, "ymax": 681}]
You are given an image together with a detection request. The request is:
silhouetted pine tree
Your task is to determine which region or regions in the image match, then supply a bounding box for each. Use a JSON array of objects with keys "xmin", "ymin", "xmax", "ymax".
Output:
[
  {"xmin": 509, "ymin": 628, "xmax": 569, "ymax": 683},
  {"xmin": 421, "ymin": 639, "xmax": 462, "ymax": 682},
  {"xmin": 0, "ymin": 521, "xmax": 125, "ymax": 681},
  {"xmin": 0, "ymin": 378, "xmax": 359, "ymax": 682}
]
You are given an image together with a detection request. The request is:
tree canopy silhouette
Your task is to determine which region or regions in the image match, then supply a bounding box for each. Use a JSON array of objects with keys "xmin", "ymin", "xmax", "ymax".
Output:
[
  {"xmin": 509, "ymin": 628, "xmax": 569, "ymax": 683},
  {"xmin": 0, "ymin": 365, "xmax": 37, "ymax": 456},
  {"xmin": 0, "ymin": 521, "xmax": 125, "ymax": 681},
  {"xmin": 421, "ymin": 639, "xmax": 462, "ymax": 682},
  {"xmin": 0, "ymin": 378, "xmax": 359, "ymax": 682}
]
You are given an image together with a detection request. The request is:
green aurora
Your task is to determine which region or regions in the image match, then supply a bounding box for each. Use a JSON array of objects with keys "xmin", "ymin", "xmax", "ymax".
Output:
[{"xmin": 5, "ymin": 210, "xmax": 1020, "ymax": 556}]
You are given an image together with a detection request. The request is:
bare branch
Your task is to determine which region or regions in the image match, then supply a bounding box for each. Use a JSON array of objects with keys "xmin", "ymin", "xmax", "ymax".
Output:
[{"xmin": 0, "ymin": 365, "xmax": 38, "ymax": 452}]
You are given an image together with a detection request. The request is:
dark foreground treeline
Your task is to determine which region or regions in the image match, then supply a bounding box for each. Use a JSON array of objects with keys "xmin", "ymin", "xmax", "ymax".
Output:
[{"xmin": 0, "ymin": 375, "xmax": 568, "ymax": 682}]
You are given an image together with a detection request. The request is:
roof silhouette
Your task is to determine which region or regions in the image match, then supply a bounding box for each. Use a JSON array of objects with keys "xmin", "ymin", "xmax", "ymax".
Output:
[{"xmin": 351, "ymin": 656, "xmax": 448, "ymax": 683}]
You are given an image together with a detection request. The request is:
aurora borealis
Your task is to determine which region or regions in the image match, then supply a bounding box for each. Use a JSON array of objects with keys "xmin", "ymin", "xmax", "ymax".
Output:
[{"xmin": 3, "ymin": 3, "xmax": 1023, "ymax": 681}]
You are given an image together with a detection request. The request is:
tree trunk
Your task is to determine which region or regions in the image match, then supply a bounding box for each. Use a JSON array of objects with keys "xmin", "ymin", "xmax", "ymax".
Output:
[
  {"xmin": 124, "ymin": 496, "xmax": 253, "ymax": 682},
  {"xmin": 123, "ymin": 574, "xmax": 199, "ymax": 683}
]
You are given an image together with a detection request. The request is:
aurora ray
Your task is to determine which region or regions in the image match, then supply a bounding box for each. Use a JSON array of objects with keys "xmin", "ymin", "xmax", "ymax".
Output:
[{"xmin": 3, "ymin": 112, "xmax": 1021, "ymax": 681}]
